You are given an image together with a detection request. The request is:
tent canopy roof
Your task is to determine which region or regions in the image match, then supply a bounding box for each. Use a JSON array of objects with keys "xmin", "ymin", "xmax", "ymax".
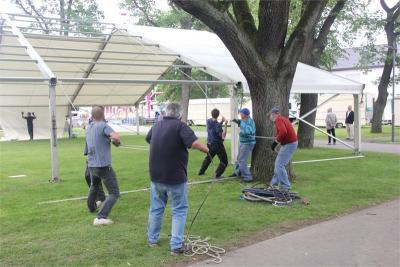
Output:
[
  {"xmin": 0, "ymin": 13, "xmax": 364, "ymax": 110},
  {"xmin": 126, "ymin": 25, "xmax": 364, "ymax": 95}
]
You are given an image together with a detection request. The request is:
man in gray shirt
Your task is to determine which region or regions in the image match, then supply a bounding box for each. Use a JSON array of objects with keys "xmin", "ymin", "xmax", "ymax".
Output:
[
  {"xmin": 84, "ymin": 106, "xmax": 121, "ymax": 226},
  {"xmin": 325, "ymin": 107, "xmax": 337, "ymax": 145}
]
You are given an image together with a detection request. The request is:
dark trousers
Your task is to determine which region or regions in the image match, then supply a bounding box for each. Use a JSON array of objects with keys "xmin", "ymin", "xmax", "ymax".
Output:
[
  {"xmin": 87, "ymin": 167, "xmax": 120, "ymax": 219},
  {"xmin": 85, "ymin": 165, "xmax": 106, "ymax": 202},
  {"xmin": 327, "ymin": 128, "xmax": 336, "ymax": 144},
  {"xmin": 28, "ymin": 126, "xmax": 33, "ymax": 140},
  {"xmin": 199, "ymin": 143, "xmax": 228, "ymax": 177}
]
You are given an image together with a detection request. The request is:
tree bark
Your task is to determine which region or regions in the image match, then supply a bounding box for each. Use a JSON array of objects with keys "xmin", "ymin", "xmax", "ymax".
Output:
[
  {"xmin": 180, "ymin": 67, "xmax": 191, "ymax": 123},
  {"xmin": 250, "ymin": 75, "xmax": 291, "ymax": 182},
  {"xmin": 297, "ymin": 93, "xmax": 318, "ymax": 148}
]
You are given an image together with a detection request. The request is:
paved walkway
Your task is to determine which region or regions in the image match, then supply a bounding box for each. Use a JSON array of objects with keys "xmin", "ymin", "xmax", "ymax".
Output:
[
  {"xmin": 191, "ymin": 199, "xmax": 400, "ymax": 267},
  {"xmin": 313, "ymin": 140, "xmax": 400, "ymax": 154}
]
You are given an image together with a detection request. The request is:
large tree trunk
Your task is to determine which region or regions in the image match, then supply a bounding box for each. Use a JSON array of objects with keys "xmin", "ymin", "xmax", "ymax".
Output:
[
  {"xmin": 250, "ymin": 76, "xmax": 291, "ymax": 183},
  {"xmin": 180, "ymin": 68, "xmax": 191, "ymax": 123},
  {"xmin": 297, "ymin": 93, "xmax": 318, "ymax": 148}
]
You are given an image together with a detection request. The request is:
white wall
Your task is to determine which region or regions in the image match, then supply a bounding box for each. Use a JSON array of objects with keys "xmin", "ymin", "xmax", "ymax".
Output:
[{"xmin": 332, "ymin": 67, "xmax": 399, "ymax": 124}]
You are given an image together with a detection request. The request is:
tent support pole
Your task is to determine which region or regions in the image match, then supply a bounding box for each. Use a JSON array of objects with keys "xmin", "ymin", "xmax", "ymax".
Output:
[
  {"xmin": 49, "ymin": 78, "xmax": 60, "ymax": 182},
  {"xmin": 230, "ymin": 84, "xmax": 239, "ymax": 164},
  {"xmin": 135, "ymin": 103, "xmax": 140, "ymax": 135},
  {"xmin": 67, "ymin": 106, "xmax": 72, "ymax": 139},
  {"xmin": 353, "ymin": 94, "xmax": 361, "ymax": 154},
  {"xmin": 292, "ymin": 93, "xmax": 340, "ymax": 124},
  {"xmin": 294, "ymin": 114, "xmax": 355, "ymax": 150}
]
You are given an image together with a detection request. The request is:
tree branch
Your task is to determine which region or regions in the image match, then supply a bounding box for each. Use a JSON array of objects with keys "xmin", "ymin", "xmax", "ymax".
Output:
[
  {"xmin": 257, "ymin": 0, "xmax": 290, "ymax": 60},
  {"xmin": 380, "ymin": 0, "xmax": 390, "ymax": 12},
  {"xmin": 279, "ymin": 0, "xmax": 328, "ymax": 74},
  {"xmin": 172, "ymin": 0, "xmax": 269, "ymax": 80},
  {"xmin": 232, "ymin": 1, "xmax": 257, "ymax": 40},
  {"xmin": 131, "ymin": 0, "xmax": 159, "ymax": 26},
  {"xmin": 314, "ymin": 0, "xmax": 347, "ymax": 52},
  {"xmin": 14, "ymin": 0, "xmax": 50, "ymax": 33}
]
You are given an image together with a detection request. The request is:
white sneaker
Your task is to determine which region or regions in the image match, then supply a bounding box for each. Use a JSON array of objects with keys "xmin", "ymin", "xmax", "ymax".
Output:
[{"xmin": 93, "ymin": 218, "xmax": 114, "ymax": 226}]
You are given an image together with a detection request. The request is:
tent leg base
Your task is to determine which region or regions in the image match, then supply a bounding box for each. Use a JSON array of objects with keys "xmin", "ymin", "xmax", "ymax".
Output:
[{"xmin": 49, "ymin": 177, "xmax": 62, "ymax": 183}]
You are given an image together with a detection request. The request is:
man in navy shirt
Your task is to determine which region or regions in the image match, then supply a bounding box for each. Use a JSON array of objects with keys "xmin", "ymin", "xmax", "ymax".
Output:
[
  {"xmin": 146, "ymin": 103, "xmax": 209, "ymax": 256},
  {"xmin": 85, "ymin": 106, "xmax": 121, "ymax": 226},
  {"xmin": 198, "ymin": 108, "xmax": 228, "ymax": 178}
]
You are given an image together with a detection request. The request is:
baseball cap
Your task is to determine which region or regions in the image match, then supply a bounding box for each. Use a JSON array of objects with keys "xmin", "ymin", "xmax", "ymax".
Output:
[
  {"xmin": 238, "ymin": 108, "xmax": 250, "ymax": 116},
  {"xmin": 270, "ymin": 107, "xmax": 279, "ymax": 114}
]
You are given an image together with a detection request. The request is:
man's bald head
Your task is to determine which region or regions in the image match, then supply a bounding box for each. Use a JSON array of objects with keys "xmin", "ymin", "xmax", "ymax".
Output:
[{"xmin": 91, "ymin": 106, "xmax": 105, "ymax": 121}]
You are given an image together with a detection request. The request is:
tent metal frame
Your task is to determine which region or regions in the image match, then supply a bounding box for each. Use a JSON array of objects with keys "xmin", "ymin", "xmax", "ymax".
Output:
[
  {"xmin": 0, "ymin": 12, "xmax": 364, "ymax": 183},
  {"xmin": 0, "ymin": 44, "xmax": 180, "ymax": 57}
]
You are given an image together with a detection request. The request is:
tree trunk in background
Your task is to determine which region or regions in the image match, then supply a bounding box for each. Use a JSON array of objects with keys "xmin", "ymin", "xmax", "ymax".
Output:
[
  {"xmin": 371, "ymin": 0, "xmax": 398, "ymax": 133},
  {"xmin": 297, "ymin": 37, "xmax": 320, "ymax": 148},
  {"xmin": 297, "ymin": 93, "xmax": 318, "ymax": 148},
  {"xmin": 180, "ymin": 67, "xmax": 191, "ymax": 123}
]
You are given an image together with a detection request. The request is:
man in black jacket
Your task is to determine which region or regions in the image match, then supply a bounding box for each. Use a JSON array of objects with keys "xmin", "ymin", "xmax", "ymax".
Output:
[
  {"xmin": 21, "ymin": 112, "xmax": 36, "ymax": 140},
  {"xmin": 345, "ymin": 105, "xmax": 354, "ymax": 140},
  {"xmin": 146, "ymin": 103, "xmax": 209, "ymax": 256}
]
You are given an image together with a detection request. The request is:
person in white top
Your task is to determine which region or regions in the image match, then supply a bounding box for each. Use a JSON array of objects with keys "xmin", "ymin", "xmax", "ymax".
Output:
[{"xmin": 325, "ymin": 107, "xmax": 337, "ymax": 145}]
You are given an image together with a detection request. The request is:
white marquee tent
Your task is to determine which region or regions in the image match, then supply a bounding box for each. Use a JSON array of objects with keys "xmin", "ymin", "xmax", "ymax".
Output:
[{"xmin": 0, "ymin": 13, "xmax": 364, "ymax": 181}]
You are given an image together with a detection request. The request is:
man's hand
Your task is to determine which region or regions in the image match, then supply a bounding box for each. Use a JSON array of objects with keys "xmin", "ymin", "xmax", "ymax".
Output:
[
  {"xmin": 221, "ymin": 116, "xmax": 226, "ymax": 123},
  {"xmin": 271, "ymin": 141, "xmax": 278, "ymax": 152},
  {"xmin": 232, "ymin": 119, "xmax": 240, "ymax": 126},
  {"xmin": 110, "ymin": 132, "xmax": 121, "ymax": 147},
  {"xmin": 191, "ymin": 139, "xmax": 209, "ymax": 153}
]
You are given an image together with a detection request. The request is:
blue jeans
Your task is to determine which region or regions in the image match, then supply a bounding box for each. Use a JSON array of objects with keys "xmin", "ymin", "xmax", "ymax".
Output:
[
  {"xmin": 235, "ymin": 143, "xmax": 255, "ymax": 181},
  {"xmin": 271, "ymin": 141, "xmax": 298, "ymax": 190},
  {"xmin": 147, "ymin": 181, "xmax": 188, "ymax": 250}
]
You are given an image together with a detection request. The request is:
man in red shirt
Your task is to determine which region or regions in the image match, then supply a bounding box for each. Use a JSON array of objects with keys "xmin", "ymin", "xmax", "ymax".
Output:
[{"xmin": 269, "ymin": 107, "xmax": 298, "ymax": 190}]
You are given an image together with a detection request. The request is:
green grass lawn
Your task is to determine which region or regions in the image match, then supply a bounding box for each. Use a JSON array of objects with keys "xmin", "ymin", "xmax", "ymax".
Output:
[{"xmin": 0, "ymin": 136, "xmax": 399, "ymax": 266}]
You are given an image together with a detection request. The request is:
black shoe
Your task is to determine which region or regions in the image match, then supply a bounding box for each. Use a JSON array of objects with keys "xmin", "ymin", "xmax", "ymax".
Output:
[
  {"xmin": 229, "ymin": 173, "xmax": 238, "ymax": 177},
  {"xmin": 214, "ymin": 174, "xmax": 224, "ymax": 180},
  {"xmin": 170, "ymin": 246, "xmax": 186, "ymax": 256},
  {"xmin": 243, "ymin": 179, "xmax": 253, "ymax": 183},
  {"xmin": 198, "ymin": 171, "xmax": 205, "ymax": 176}
]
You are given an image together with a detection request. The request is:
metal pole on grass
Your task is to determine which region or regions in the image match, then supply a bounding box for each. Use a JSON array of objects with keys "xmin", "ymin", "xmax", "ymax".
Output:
[
  {"xmin": 391, "ymin": 40, "xmax": 396, "ymax": 143},
  {"xmin": 49, "ymin": 77, "xmax": 60, "ymax": 182}
]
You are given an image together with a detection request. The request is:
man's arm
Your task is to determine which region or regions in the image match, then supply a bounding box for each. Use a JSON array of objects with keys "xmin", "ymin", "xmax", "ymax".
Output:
[
  {"xmin": 32, "ymin": 112, "xmax": 36, "ymax": 119},
  {"xmin": 145, "ymin": 128, "xmax": 152, "ymax": 144},
  {"xmin": 275, "ymin": 120, "xmax": 287, "ymax": 143},
  {"xmin": 104, "ymin": 124, "xmax": 120, "ymax": 146},
  {"xmin": 191, "ymin": 139, "xmax": 209, "ymax": 153}
]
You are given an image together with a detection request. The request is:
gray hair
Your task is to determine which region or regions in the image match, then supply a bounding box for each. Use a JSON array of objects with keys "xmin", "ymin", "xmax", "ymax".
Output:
[
  {"xmin": 91, "ymin": 105, "xmax": 105, "ymax": 121},
  {"xmin": 165, "ymin": 103, "xmax": 182, "ymax": 118}
]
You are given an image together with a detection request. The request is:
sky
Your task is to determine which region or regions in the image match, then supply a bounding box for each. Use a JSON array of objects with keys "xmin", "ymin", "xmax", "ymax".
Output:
[{"xmin": 0, "ymin": 0, "xmax": 398, "ymax": 46}]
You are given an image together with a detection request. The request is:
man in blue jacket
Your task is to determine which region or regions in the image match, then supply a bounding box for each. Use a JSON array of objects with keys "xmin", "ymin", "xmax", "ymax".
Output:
[{"xmin": 230, "ymin": 108, "xmax": 256, "ymax": 182}]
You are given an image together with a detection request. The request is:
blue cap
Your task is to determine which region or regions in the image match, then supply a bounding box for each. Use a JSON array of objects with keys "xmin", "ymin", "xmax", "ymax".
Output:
[
  {"xmin": 270, "ymin": 107, "xmax": 279, "ymax": 114},
  {"xmin": 238, "ymin": 108, "xmax": 250, "ymax": 116}
]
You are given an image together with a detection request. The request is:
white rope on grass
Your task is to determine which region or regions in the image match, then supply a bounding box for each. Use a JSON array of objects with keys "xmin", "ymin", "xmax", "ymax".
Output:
[
  {"xmin": 37, "ymin": 176, "xmax": 239, "ymax": 205},
  {"xmin": 292, "ymin": 155, "xmax": 364, "ymax": 164},
  {"xmin": 185, "ymin": 235, "xmax": 226, "ymax": 264}
]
